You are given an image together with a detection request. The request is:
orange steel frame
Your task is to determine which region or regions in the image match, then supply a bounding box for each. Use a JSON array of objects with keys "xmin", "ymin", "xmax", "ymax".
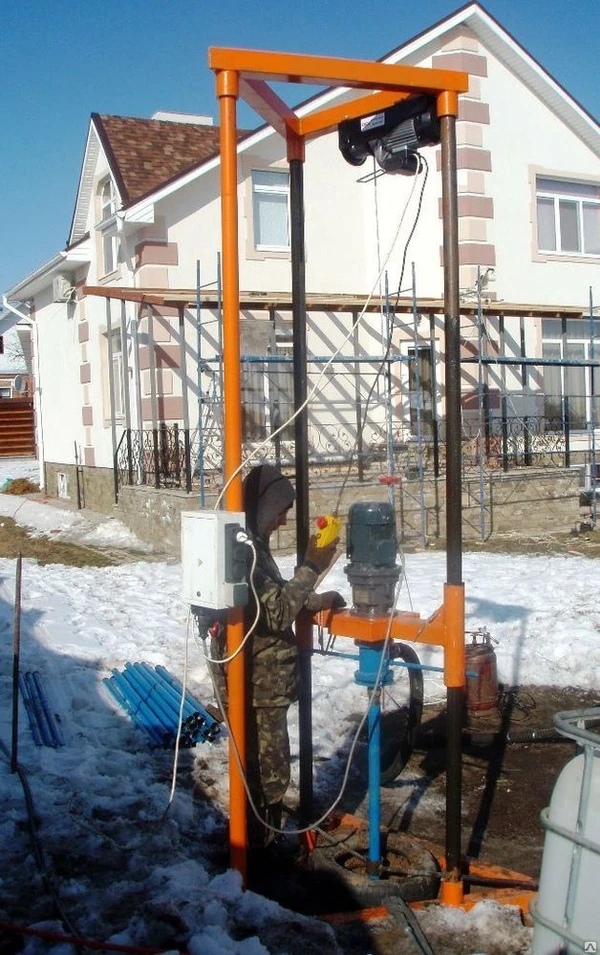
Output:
[{"xmin": 209, "ymin": 47, "xmax": 469, "ymax": 895}]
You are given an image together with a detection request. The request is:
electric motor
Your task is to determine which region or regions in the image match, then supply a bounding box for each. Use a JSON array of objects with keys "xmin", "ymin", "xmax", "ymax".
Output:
[{"xmin": 344, "ymin": 502, "xmax": 402, "ymax": 616}]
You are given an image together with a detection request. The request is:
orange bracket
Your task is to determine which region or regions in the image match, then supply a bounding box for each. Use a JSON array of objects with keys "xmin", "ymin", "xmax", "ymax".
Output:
[{"xmin": 316, "ymin": 583, "xmax": 466, "ymax": 689}]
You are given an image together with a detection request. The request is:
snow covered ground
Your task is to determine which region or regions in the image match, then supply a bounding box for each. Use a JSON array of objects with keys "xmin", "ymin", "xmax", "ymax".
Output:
[{"xmin": 0, "ymin": 456, "xmax": 598, "ymax": 953}]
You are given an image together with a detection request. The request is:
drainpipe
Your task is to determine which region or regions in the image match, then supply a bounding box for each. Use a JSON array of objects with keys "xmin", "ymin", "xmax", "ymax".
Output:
[{"xmin": 1, "ymin": 297, "xmax": 44, "ymax": 490}]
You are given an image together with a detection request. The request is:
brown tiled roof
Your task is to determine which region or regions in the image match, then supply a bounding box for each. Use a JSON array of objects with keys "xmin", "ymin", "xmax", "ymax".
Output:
[{"xmin": 93, "ymin": 113, "xmax": 251, "ymax": 208}]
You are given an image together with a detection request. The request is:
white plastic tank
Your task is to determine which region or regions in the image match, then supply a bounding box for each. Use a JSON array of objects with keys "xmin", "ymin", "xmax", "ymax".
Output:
[{"xmin": 531, "ymin": 709, "xmax": 600, "ymax": 954}]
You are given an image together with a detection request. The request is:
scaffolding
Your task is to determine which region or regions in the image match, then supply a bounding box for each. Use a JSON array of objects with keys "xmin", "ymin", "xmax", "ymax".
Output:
[{"xmin": 86, "ymin": 268, "xmax": 598, "ymax": 541}]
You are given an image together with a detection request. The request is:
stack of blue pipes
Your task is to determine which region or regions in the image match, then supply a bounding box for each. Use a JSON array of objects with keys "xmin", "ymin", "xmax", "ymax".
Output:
[
  {"xmin": 19, "ymin": 671, "xmax": 64, "ymax": 747},
  {"xmin": 104, "ymin": 662, "xmax": 221, "ymax": 748}
]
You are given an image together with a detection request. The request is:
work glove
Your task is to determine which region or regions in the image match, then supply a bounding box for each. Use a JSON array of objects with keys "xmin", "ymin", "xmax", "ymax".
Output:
[
  {"xmin": 314, "ymin": 591, "xmax": 347, "ymax": 611},
  {"xmin": 303, "ymin": 533, "xmax": 339, "ymax": 575}
]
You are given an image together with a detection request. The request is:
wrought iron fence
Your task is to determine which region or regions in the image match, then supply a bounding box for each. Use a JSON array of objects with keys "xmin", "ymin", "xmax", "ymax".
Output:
[{"xmin": 114, "ymin": 410, "xmax": 589, "ymax": 498}]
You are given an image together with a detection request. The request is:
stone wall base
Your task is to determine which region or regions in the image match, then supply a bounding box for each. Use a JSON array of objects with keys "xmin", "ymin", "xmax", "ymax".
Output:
[{"xmin": 43, "ymin": 462, "xmax": 585, "ymax": 558}]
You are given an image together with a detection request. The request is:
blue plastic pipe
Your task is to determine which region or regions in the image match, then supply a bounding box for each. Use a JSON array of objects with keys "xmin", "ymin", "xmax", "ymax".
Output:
[
  {"xmin": 137, "ymin": 663, "xmax": 196, "ymax": 721},
  {"xmin": 122, "ymin": 663, "xmax": 182, "ymax": 730},
  {"xmin": 25, "ymin": 672, "xmax": 56, "ymax": 747},
  {"xmin": 31, "ymin": 671, "xmax": 64, "ymax": 746},
  {"xmin": 367, "ymin": 692, "xmax": 382, "ymax": 878},
  {"xmin": 18, "ymin": 674, "xmax": 43, "ymax": 747},
  {"xmin": 104, "ymin": 672, "xmax": 165, "ymax": 745},
  {"xmin": 107, "ymin": 670, "xmax": 171, "ymax": 745},
  {"xmin": 155, "ymin": 665, "xmax": 217, "ymax": 724}
]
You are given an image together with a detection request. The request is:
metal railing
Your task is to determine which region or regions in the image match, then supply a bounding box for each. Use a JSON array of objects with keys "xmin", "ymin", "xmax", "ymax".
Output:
[{"xmin": 114, "ymin": 410, "xmax": 594, "ymax": 497}]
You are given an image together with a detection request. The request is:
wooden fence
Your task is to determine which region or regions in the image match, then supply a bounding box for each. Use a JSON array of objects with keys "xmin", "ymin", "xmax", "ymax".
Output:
[{"xmin": 0, "ymin": 399, "xmax": 36, "ymax": 456}]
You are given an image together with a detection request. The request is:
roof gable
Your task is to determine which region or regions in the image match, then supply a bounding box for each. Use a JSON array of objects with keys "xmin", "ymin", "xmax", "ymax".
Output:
[
  {"xmin": 378, "ymin": 3, "xmax": 598, "ymax": 146},
  {"xmin": 69, "ymin": 114, "xmax": 249, "ymax": 246}
]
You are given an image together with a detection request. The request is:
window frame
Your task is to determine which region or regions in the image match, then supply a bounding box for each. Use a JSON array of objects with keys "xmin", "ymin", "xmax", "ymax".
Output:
[
  {"xmin": 251, "ymin": 168, "xmax": 291, "ymax": 252},
  {"xmin": 541, "ymin": 318, "xmax": 600, "ymax": 431},
  {"xmin": 535, "ymin": 174, "xmax": 600, "ymax": 259},
  {"xmin": 96, "ymin": 177, "xmax": 120, "ymax": 278},
  {"xmin": 242, "ymin": 160, "xmax": 292, "ymax": 260}
]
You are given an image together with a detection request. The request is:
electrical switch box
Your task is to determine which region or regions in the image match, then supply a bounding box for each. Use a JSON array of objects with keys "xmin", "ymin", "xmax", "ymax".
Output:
[{"xmin": 181, "ymin": 510, "xmax": 248, "ymax": 610}]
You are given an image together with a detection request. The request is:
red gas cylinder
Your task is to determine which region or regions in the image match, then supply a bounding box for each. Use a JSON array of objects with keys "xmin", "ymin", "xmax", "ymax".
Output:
[{"xmin": 465, "ymin": 630, "xmax": 498, "ymax": 713}]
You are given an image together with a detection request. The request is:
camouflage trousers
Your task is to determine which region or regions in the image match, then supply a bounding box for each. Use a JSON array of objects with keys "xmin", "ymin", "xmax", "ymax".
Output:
[
  {"xmin": 246, "ymin": 705, "xmax": 291, "ymax": 847},
  {"xmin": 209, "ymin": 643, "xmax": 291, "ymax": 847}
]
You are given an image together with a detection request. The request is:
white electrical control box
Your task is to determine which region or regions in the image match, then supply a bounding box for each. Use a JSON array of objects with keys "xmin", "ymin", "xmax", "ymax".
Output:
[{"xmin": 181, "ymin": 510, "xmax": 248, "ymax": 610}]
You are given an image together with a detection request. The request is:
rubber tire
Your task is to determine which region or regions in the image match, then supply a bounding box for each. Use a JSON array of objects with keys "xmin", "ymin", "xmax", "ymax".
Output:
[
  {"xmin": 366, "ymin": 642, "xmax": 424, "ymax": 785},
  {"xmin": 309, "ymin": 826, "xmax": 440, "ymax": 905}
]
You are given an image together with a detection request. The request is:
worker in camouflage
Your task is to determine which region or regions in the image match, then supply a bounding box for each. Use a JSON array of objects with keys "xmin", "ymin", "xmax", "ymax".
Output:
[{"xmin": 209, "ymin": 463, "xmax": 345, "ymax": 853}]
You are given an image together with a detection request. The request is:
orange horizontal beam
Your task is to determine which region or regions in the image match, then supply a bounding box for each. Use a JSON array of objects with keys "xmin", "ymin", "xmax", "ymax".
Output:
[
  {"xmin": 209, "ymin": 47, "xmax": 469, "ymax": 96},
  {"xmin": 317, "ymin": 607, "xmax": 447, "ymax": 647},
  {"xmin": 298, "ymin": 89, "xmax": 411, "ymax": 139}
]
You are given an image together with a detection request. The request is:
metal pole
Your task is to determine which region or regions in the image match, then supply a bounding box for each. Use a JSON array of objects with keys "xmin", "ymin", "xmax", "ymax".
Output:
[
  {"xmin": 178, "ymin": 305, "xmax": 192, "ymax": 493},
  {"xmin": 217, "ymin": 252, "xmax": 225, "ymax": 487},
  {"xmin": 411, "ymin": 262, "xmax": 426, "ymax": 546},
  {"xmin": 289, "ymin": 150, "xmax": 314, "ymax": 821},
  {"xmin": 439, "ymin": 104, "xmax": 465, "ymax": 891},
  {"xmin": 11, "ymin": 554, "xmax": 22, "ymax": 773},
  {"xmin": 106, "ymin": 299, "xmax": 119, "ymax": 503},
  {"xmin": 384, "ymin": 272, "xmax": 396, "ymax": 507},
  {"xmin": 196, "ymin": 260, "xmax": 206, "ymax": 507},
  {"xmin": 430, "ymin": 313, "xmax": 440, "ymax": 478},
  {"xmin": 120, "ymin": 300, "xmax": 133, "ymax": 486},
  {"xmin": 589, "ymin": 286, "xmax": 597, "ymax": 527},
  {"xmin": 476, "ymin": 267, "xmax": 486, "ymax": 541},
  {"xmin": 216, "ymin": 68, "xmax": 247, "ymax": 880},
  {"xmin": 146, "ymin": 305, "xmax": 160, "ymax": 488},
  {"xmin": 352, "ymin": 311, "xmax": 364, "ymax": 482},
  {"xmin": 131, "ymin": 314, "xmax": 144, "ymax": 483}
]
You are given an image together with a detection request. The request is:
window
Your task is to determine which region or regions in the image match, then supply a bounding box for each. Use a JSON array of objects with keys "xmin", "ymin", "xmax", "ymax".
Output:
[
  {"xmin": 251, "ymin": 170, "xmax": 290, "ymax": 250},
  {"xmin": 240, "ymin": 318, "xmax": 294, "ymax": 441},
  {"xmin": 536, "ymin": 178, "xmax": 600, "ymax": 255},
  {"xmin": 102, "ymin": 230, "xmax": 119, "ymax": 275},
  {"xmin": 108, "ymin": 328, "xmax": 124, "ymax": 417},
  {"xmin": 542, "ymin": 319, "xmax": 600, "ymax": 429},
  {"xmin": 408, "ymin": 346, "xmax": 434, "ymax": 436},
  {"xmin": 99, "ymin": 178, "xmax": 116, "ymax": 223},
  {"xmin": 97, "ymin": 178, "xmax": 119, "ymax": 276},
  {"xmin": 0, "ymin": 335, "xmax": 3, "ymax": 355}
]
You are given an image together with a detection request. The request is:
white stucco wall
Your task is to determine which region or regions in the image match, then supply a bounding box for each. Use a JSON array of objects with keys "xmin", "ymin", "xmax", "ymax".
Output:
[
  {"xmin": 34, "ymin": 290, "xmax": 85, "ymax": 467},
  {"xmin": 483, "ymin": 52, "xmax": 599, "ymax": 308}
]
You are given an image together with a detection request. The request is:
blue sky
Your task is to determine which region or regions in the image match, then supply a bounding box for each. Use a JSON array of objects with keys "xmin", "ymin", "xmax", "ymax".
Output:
[{"xmin": 2, "ymin": 0, "xmax": 598, "ymax": 296}]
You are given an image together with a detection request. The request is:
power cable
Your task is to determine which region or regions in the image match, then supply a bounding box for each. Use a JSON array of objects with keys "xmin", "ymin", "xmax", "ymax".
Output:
[{"xmin": 334, "ymin": 154, "xmax": 430, "ymax": 515}]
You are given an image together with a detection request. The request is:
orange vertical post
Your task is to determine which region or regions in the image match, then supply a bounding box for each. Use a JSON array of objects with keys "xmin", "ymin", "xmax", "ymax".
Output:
[{"xmin": 216, "ymin": 68, "xmax": 247, "ymax": 881}]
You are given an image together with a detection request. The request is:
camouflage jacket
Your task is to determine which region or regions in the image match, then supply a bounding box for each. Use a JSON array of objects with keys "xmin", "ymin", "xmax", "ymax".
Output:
[{"xmin": 245, "ymin": 536, "xmax": 320, "ymax": 708}]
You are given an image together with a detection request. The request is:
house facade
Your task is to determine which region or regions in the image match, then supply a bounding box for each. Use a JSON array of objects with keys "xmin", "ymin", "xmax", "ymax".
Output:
[{"xmin": 4, "ymin": 3, "xmax": 599, "ymax": 545}]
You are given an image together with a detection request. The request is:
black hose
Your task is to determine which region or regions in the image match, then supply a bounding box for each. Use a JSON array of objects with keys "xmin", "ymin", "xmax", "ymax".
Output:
[
  {"xmin": 417, "ymin": 725, "xmax": 564, "ymax": 748},
  {"xmin": 385, "ymin": 896, "xmax": 437, "ymax": 955}
]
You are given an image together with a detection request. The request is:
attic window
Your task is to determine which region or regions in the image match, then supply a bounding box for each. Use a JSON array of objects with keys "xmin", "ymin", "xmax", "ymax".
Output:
[{"xmin": 99, "ymin": 178, "xmax": 116, "ymax": 223}]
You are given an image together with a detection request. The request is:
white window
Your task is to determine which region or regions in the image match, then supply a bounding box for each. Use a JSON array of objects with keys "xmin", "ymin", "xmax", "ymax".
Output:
[
  {"xmin": 97, "ymin": 178, "xmax": 119, "ymax": 276},
  {"xmin": 536, "ymin": 178, "xmax": 600, "ymax": 256},
  {"xmin": 542, "ymin": 319, "xmax": 600, "ymax": 429},
  {"xmin": 102, "ymin": 230, "xmax": 119, "ymax": 276},
  {"xmin": 100, "ymin": 178, "xmax": 116, "ymax": 222},
  {"xmin": 109, "ymin": 328, "xmax": 124, "ymax": 417},
  {"xmin": 251, "ymin": 169, "xmax": 290, "ymax": 250}
]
